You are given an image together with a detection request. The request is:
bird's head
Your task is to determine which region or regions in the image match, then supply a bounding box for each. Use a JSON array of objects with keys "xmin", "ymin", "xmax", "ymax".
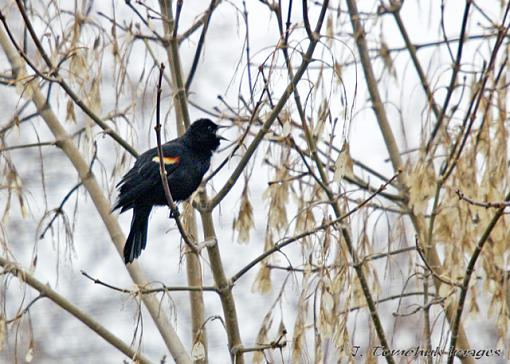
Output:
[{"xmin": 185, "ymin": 118, "xmax": 226, "ymax": 152}]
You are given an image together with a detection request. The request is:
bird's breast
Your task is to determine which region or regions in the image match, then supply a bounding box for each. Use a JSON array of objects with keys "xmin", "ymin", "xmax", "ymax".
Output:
[{"xmin": 165, "ymin": 155, "xmax": 210, "ymax": 201}]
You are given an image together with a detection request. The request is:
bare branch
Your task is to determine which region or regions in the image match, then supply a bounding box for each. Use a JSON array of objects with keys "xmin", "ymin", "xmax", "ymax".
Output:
[
  {"xmin": 0, "ymin": 257, "xmax": 152, "ymax": 364},
  {"xmin": 425, "ymin": 1, "xmax": 472, "ymax": 153},
  {"xmin": 81, "ymin": 270, "xmax": 219, "ymax": 294},
  {"xmin": 456, "ymin": 189, "xmax": 510, "ymax": 209}
]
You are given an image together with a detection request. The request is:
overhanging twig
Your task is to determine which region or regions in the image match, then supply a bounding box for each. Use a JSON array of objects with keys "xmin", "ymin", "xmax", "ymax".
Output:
[{"xmin": 154, "ymin": 63, "xmax": 199, "ymax": 254}]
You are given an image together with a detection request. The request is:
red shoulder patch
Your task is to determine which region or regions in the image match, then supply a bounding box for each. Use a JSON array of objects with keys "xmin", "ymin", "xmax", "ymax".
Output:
[{"xmin": 152, "ymin": 155, "xmax": 180, "ymax": 165}]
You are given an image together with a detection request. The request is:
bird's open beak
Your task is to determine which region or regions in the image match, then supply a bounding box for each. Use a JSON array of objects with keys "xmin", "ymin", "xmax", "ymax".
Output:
[{"xmin": 216, "ymin": 125, "xmax": 229, "ymax": 141}]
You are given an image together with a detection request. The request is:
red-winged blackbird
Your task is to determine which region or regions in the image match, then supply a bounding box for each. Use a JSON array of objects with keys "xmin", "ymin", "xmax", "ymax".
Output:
[{"xmin": 113, "ymin": 119, "xmax": 225, "ymax": 263}]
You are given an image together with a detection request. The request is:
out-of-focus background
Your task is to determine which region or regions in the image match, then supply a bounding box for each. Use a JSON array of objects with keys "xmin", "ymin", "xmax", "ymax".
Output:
[{"xmin": 0, "ymin": 1, "xmax": 509, "ymax": 363}]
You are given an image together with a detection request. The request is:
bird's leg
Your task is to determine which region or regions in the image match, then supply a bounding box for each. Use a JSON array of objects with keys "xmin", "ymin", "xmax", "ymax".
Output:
[{"xmin": 169, "ymin": 206, "xmax": 180, "ymax": 219}]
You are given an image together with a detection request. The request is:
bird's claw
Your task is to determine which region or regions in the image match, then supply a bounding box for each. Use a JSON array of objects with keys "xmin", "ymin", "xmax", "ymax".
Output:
[{"xmin": 197, "ymin": 237, "xmax": 217, "ymax": 250}]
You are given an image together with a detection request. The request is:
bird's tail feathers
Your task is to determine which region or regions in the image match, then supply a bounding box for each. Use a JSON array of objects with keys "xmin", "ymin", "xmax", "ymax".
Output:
[{"xmin": 124, "ymin": 205, "xmax": 151, "ymax": 263}]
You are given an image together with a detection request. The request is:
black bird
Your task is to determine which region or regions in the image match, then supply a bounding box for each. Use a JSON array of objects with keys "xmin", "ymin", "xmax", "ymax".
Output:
[{"xmin": 113, "ymin": 118, "xmax": 224, "ymax": 263}]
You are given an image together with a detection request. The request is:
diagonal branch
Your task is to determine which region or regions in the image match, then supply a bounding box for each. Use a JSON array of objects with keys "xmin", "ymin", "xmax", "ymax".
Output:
[
  {"xmin": 447, "ymin": 189, "xmax": 510, "ymax": 364},
  {"xmin": 425, "ymin": 1, "xmax": 472, "ymax": 153},
  {"xmin": 0, "ymin": 257, "xmax": 152, "ymax": 364},
  {"xmin": 184, "ymin": 0, "xmax": 217, "ymax": 91},
  {"xmin": 345, "ymin": 0, "xmax": 403, "ymax": 176}
]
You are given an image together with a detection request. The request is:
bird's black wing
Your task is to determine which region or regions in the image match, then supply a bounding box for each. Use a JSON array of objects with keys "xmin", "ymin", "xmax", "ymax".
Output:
[
  {"xmin": 113, "ymin": 142, "xmax": 183, "ymax": 211},
  {"xmin": 137, "ymin": 143, "xmax": 183, "ymax": 181},
  {"xmin": 117, "ymin": 143, "xmax": 183, "ymax": 185}
]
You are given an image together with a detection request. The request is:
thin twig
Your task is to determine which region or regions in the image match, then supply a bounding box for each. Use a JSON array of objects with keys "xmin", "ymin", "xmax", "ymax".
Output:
[
  {"xmin": 124, "ymin": 0, "xmax": 166, "ymax": 43},
  {"xmin": 154, "ymin": 63, "xmax": 199, "ymax": 254},
  {"xmin": 202, "ymin": 101, "xmax": 261, "ymax": 186},
  {"xmin": 241, "ymin": 0, "xmax": 254, "ymax": 102},
  {"xmin": 173, "ymin": 0, "xmax": 183, "ymax": 40},
  {"xmin": 390, "ymin": 5, "xmax": 440, "ymax": 119},
  {"xmin": 39, "ymin": 182, "xmax": 82, "ymax": 239},
  {"xmin": 339, "ymin": 291, "xmax": 427, "ymax": 315},
  {"xmin": 185, "ymin": 0, "xmax": 216, "ymax": 91},
  {"xmin": 178, "ymin": 0, "xmax": 221, "ymax": 43},
  {"xmin": 5, "ymin": 294, "xmax": 46, "ymax": 324},
  {"xmin": 425, "ymin": 1, "xmax": 472, "ymax": 153},
  {"xmin": 0, "ymin": 141, "xmax": 55, "ymax": 153},
  {"xmin": 267, "ymin": 246, "xmax": 416, "ymax": 273},
  {"xmin": 393, "ymin": 296, "xmax": 447, "ymax": 318},
  {"xmin": 232, "ymin": 338, "xmax": 287, "ymax": 354},
  {"xmin": 81, "ymin": 270, "xmax": 219, "ymax": 294},
  {"xmin": 415, "ymin": 236, "xmax": 462, "ymax": 288},
  {"xmin": 456, "ymin": 189, "xmax": 510, "ymax": 209},
  {"xmin": 302, "ymin": 0, "xmax": 313, "ymax": 39}
]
